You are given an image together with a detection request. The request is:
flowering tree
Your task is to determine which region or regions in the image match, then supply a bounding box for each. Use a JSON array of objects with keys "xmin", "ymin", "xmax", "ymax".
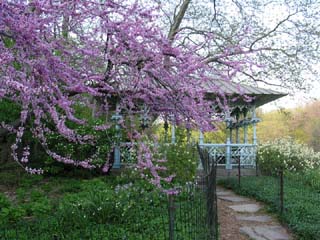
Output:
[{"xmin": 0, "ymin": 1, "xmax": 253, "ymax": 189}]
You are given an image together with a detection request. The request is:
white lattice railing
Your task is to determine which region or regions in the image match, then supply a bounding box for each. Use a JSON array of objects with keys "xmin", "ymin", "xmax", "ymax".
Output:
[
  {"xmin": 119, "ymin": 142, "xmax": 137, "ymax": 164},
  {"xmin": 199, "ymin": 143, "xmax": 257, "ymax": 169}
]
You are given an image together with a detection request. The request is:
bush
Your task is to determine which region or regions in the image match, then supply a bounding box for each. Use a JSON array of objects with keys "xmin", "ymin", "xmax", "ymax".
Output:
[
  {"xmin": 159, "ymin": 142, "xmax": 198, "ymax": 184},
  {"xmin": 257, "ymin": 137, "xmax": 320, "ymax": 175}
]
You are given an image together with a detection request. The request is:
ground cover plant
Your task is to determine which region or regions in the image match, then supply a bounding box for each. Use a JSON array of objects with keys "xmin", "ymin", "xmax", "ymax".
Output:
[
  {"xmin": 219, "ymin": 175, "xmax": 320, "ymax": 240},
  {"xmin": 0, "ymin": 144, "xmax": 205, "ymax": 240}
]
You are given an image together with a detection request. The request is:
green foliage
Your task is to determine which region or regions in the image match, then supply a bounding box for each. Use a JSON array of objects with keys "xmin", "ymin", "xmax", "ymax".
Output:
[
  {"xmin": 286, "ymin": 168, "xmax": 320, "ymax": 192},
  {"xmin": 0, "ymin": 99, "xmax": 21, "ymax": 123},
  {"xmin": 257, "ymin": 137, "xmax": 320, "ymax": 175},
  {"xmin": 0, "ymin": 173, "xmax": 207, "ymax": 239},
  {"xmin": 258, "ymin": 101, "xmax": 320, "ymax": 151},
  {"xmin": 219, "ymin": 176, "xmax": 320, "ymax": 240},
  {"xmin": 159, "ymin": 142, "xmax": 198, "ymax": 184},
  {"xmin": 0, "ymin": 193, "xmax": 11, "ymax": 210}
]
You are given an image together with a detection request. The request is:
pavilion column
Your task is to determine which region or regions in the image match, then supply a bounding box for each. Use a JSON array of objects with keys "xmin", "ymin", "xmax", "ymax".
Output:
[
  {"xmin": 171, "ymin": 114, "xmax": 176, "ymax": 144},
  {"xmin": 197, "ymin": 130, "xmax": 204, "ymax": 170},
  {"xmin": 199, "ymin": 130, "xmax": 204, "ymax": 144},
  {"xmin": 225, "ymin": 110, "xmax": 232, "ymax": 170},
  {"xmin": 236, "ymin": 126, "xmax": 240, "ymax": 144},
  {"xmin": 244, "ymin": 124, "xmax": 248, "ymax": 144},
  {"xmin": 112, "ymin": 104, "xmax": 122, "ymax": 169},
  {"xmin": 252, "ymin": 106, "xmax": 258, "ymax": 145}
]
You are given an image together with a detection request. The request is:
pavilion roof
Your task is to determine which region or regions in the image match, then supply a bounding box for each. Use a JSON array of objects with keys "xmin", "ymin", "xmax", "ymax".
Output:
[{"xmin": 205, "ymin": 80, "xmax": 287, "ymax": 107}]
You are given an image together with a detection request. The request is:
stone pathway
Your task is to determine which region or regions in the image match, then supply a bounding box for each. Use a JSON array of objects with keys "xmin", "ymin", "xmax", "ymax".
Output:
[{"xmin": 217, "ymin": 187, "xmax": 293, "ymax": 240}]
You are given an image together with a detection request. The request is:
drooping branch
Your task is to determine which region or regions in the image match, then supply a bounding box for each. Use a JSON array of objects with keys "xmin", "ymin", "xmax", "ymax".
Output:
[{"xmin": 0, "ymin": 119, "xmax": 21, "ymax": 138}]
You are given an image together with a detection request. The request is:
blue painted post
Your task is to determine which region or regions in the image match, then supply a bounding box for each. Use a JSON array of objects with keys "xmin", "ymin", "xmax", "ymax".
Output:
[
  {"xmin": 225, "ymin": 110, "xmax": 232, "ymax": 171},
  {"xmin": 199, "ymin": 130, "xmax": 204, "ymax": 145},
  {"xmin": 171, "ymin": 114, "xmax": 176, "ymax": 144},
  {"xmin": 111, "ymin": 111, "xmax": 122, "ymax": 169},
  {"xmin": 236, "ymin": 127, "xmax": 240, "ymax": 143},
  {"xmin": 244, "ymin": 123, "xmax": 248, "ymax": 144},
  {"xmin": 226, "ymin": 138, "xmax": 232, "ymax": 170},
  {"xmin": 197, "ymin": 130, "xmax": 204, "ymax": 170},
  {"xmin": 252, "ymin": 106, "xmax": 257, "ymax": 145}
]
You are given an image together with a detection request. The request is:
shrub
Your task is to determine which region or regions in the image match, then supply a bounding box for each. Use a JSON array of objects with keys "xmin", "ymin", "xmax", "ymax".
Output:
[
  {"xmin": 159, "ymin": 142, "xmax": 198, "ymax": 184},
  {"xmin": 257, "ymin": 137, "xmax": 320, "ymax": 175}
]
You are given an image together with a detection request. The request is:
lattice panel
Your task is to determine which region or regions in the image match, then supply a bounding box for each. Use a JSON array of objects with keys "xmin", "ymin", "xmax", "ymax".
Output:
[
  {"xmin": 200, "ymin": 144, "xmax": 257, "ymax": 167},
  {"xmin": 207, "ymin": 146, "xmax": 226, "ymax": 165},
  {"xmin": 120, "ymin": 142, "xmax": 137, "ymax": 164}
]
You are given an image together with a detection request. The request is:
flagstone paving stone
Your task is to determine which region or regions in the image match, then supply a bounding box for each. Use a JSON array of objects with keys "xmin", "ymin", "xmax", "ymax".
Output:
[
  {"xmin": 218, "ymin": 186, "xmax": 294, "ymax": 240},
  {"xmin": 240, "ymin": 226, "xmax": 291, "ymax": 240},
  {"xmin": 218, "ymin": 195, "xmax": 250, "ymax": 202},
  {"xmin": 236, "ymin": 215, "xmax": 273, "ymax": 222},
  {"xmin": 229, "ymin": 203, "xmax": 262, "ymax": 213},
  {"xmin": 216, "ymin": 190, "xmax": 234, "ymax": 196}
]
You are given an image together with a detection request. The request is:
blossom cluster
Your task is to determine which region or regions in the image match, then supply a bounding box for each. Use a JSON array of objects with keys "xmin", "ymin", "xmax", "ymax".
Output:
[
  {"xmin": 257, "ymin": 137, "xmax": 320, "ymax": 174},
  {"xmin": 0, "ymin": 0, "xmax": 256, "ymax": 188}
]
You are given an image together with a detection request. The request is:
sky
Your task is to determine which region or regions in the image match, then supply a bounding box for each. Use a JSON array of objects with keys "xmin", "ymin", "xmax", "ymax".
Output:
[{"xmin": 261, "ymin": 80, "xmax": 320, "ymax": 112}]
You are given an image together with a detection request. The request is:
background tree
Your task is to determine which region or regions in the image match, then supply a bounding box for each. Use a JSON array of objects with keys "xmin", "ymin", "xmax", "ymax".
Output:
[
  {"xmin": 257, "ymin": 100, "xmax": 320, "ymax": 151},
  {"xmin": 157, "ymin": 0, "xmax": 320, "ymax": 90}
]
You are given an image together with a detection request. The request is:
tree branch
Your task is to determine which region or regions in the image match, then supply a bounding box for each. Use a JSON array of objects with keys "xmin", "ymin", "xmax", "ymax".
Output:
[
  {"xmin": 249, "ymin": 13, "xmax": 296, "ymax": 51},
  {"xmin": 0, "ymin": 119, "xmax": 20, "ymax": 138},
  {"xmin": 168, "ymin": 0, "xmax": 191, "ymax": 41}
]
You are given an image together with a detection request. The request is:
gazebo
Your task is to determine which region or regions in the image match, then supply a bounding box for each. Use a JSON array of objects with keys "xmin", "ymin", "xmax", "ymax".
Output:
[
  {"xmin": 113, "ymin": 80, "xmax": 286, "ymax": 170},
  {"xmin": 196, "ymin": 80, "xmax": 286, "ymax": 170}
]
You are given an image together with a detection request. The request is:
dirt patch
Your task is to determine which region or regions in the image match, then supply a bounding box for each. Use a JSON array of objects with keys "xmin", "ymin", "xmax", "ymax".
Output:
[{"xmin": 218, "ymin": 198, "xmax": 249, "ymax": 240}]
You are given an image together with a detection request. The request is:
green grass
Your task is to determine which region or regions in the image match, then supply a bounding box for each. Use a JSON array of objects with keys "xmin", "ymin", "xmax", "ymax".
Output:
[{"xmin": 219, "ymin": 176, "xmax": 320, "ymax": 240}]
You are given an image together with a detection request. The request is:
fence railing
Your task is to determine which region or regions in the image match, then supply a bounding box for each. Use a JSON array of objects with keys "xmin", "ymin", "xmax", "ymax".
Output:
[{"xmin": 199, "ymin": 143, "xmax": 257, "ymax": 169}]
